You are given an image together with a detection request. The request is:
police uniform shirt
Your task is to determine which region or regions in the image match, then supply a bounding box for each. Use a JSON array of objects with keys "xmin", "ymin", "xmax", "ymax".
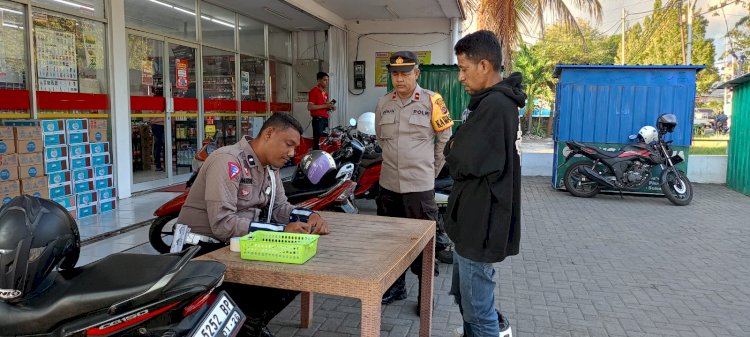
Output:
[
  {"xmin": 176, "ymin": 136, "xmax": 295, "ymax": 242},
  {"xmin": 375, "ymin": 84, "xmax": 453, "ymax": 194}
]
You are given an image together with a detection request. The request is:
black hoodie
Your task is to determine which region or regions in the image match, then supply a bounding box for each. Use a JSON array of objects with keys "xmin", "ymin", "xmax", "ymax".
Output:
[{"xmin": 444, "ymin": 72, "xmax": 526, "ymax": 263}]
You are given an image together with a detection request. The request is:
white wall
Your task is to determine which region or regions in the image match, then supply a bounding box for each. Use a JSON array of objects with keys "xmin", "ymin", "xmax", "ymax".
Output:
[
  {"xmin": 345, "ymin": 19, "xmax": 454, "ymax": 121},
  {"xmin": 687, "ymin": 155, "xmax": 728, "ymax": 184}
]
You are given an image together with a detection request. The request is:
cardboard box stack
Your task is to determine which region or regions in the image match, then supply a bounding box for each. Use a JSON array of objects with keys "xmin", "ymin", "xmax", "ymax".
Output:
[{"xmin": 2, "ymin": 118, "xmax": 116, "ymax": 219}]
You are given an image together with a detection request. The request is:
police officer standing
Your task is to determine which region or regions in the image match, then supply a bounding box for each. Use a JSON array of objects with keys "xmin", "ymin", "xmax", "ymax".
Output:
[
  {"xmin": 177, "ymin": 113, "xmax": 329, "ymax": 337},
  {"xmin": 375, "ymin": 51, "xmax": 454, "ymax": 313}
]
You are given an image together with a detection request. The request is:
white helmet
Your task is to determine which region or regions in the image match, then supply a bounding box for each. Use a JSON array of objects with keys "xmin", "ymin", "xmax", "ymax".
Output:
[
  {"xmin": 356, "ymin": 112, "xmax": 376, "ymax": 136},
  {"xmin": 638, "ymin": 125, "xmax": 658, "ymax": 144}
]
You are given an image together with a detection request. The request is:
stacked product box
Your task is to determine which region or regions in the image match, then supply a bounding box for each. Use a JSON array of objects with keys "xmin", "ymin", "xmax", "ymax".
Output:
[
  {"xmin": 68, "ymin": 119, "xmax": 116, "ymax": 218},
  {"xmin": 0, "ymin": 127, "xmax": 18, "ymax": 204},
  {"xmin": 15, "ymin": 125, "xmax": 47, "ymax": 200}
]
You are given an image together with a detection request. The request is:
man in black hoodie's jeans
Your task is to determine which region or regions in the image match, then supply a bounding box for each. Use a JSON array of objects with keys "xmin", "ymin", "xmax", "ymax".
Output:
[{"xmin": 445, "ymin": 30, "xmax": 525, "ymax": 337}]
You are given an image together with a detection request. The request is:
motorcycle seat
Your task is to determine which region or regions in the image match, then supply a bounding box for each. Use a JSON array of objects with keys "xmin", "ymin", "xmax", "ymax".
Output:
[
  {"xmin": 360, "ymin": 157, "xmax": 382, "ymax": 168},
  {"xmin": 283, "ymin": 180, "xmax": 339, "ymax": 204},
  {"xmin": 279, "ymin": 166, "xmax": 297, "ymax": 182},
  {"xmin": 0, "ymin": 252, "xmax": 225, "ymax": 335},
  {"xmin": 589, "ymin": 147, "xmax": 624, "ymax": 158}
]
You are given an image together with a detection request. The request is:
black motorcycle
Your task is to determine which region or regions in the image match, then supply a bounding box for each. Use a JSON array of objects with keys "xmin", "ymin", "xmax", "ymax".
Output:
[
  {"xmin": 562, "ymin": 114, "xmax": 693, "ymax": 206},
  {"xmin": 0, "ymin": 246, "xmax": 245, "ymax": 337}
]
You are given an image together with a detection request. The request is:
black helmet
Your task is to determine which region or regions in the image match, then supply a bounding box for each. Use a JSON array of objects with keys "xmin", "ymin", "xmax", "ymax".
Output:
[
  {"xmin": 299, "ymin": 150, "xmax": 337, "ymax": 185},
  {"xmin": 0, "ymin": 196, "xmax": 80, "ymax": 302},
  {"xmin": 657, "ymin": 113, "xmax": 678, "ymax": 134}
]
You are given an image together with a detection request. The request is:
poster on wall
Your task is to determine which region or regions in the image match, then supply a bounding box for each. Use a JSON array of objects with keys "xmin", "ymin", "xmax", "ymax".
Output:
[
  {"xmin": 141, "ymin": 60, "xmax": 154, "ymax": 86},
  {"xmin": 176, "ymin": 59, "xmax": 188, "ymax": 90},
  {"xmin": 35, "ymin": 27, "xmax": 79, "ymax": 92},
  {"xmin": 374, "ymin": 51, "xmax": 431, "ymax": 87},
  {"xmin": 241, "ymin": 71, "xmax": 250, "ymax": 96}
]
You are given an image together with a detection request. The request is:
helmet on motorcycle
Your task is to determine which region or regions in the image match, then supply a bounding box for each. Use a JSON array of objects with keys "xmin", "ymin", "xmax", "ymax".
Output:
[
  {"xmin": 657, "ymin": 113, "xmax": 678, "ymax": 134},
  {"xmin": 0, "ymin": 196, "xmax": 80, "ymax": 302},
  {"xmin": 356, "ymin": 112, "xmax": 376, "ymax": 136},
  {"xmin": 300, "ymin": 150, "xmax": 337, "ymax": 184},
  {"xmin": 638, "ymin": 126, "xmax": 658, "ymax": 144}
]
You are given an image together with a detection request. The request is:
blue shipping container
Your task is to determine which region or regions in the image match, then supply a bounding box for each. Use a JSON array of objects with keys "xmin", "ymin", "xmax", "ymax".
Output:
[{"xmin": 553, "ymin": 65, "xmax": 704, "ymax": 146}]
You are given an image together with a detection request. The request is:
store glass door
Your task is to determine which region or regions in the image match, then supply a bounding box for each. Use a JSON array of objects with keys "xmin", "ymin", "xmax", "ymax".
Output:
[
  {"xmin": 168, "ymin": 42, "xmax": 199, "ymax": 180},
  {"xmin": 128, "ymin": 34, "xmax": 168, "ymax": 188},
  {"xmin": 203, "ymin": 46, "xmax": 237, "ymax": 147}
]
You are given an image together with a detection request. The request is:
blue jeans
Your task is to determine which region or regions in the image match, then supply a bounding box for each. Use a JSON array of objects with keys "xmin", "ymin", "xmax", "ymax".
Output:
[{"xmin": 449, "ymin": 251, "xmax": 500, "ymax": 337}]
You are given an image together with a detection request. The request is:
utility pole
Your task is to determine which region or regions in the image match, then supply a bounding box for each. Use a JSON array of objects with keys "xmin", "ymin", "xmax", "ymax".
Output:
[
  {"xmin": 679, "ymin": 0, "xmax": 686, "ymax": 64},
  {"xmin": 621, "ymin": 8, "xmax": 627, "ymax": 65},
  {"xmin": 687, "ymin": 0, "xmax": 694, "ymax": 64}
]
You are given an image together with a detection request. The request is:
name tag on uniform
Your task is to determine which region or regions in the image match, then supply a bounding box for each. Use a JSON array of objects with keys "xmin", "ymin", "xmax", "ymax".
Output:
[{"xmin": 240, "ymin": 178, "xmax": 252, "ymax": 184}]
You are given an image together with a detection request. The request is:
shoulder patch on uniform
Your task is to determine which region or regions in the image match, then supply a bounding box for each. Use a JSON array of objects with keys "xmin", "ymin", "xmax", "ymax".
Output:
[
  {"xmin": 228, "ymin": 162, "xmax": 241, "ymax": 180},
  {"xmin": 430, "ymin": 92, "xmax": 454, "ymax": 132}
]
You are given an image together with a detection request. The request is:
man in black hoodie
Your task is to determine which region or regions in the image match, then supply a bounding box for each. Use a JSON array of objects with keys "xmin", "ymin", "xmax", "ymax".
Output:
[{"xmin": 445, "ymin": 30, "xmax": 525, "ymax": 337}]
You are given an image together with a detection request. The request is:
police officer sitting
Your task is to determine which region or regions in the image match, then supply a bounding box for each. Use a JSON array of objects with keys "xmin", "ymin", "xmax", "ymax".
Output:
[{"xmin": 176, "ymin": 112, "xmax": 329, "ymax": 337}]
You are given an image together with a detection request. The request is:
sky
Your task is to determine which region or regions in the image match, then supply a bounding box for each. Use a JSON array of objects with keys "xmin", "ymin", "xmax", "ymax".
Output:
[{"xmin": 560, "ymin": 0, "xmax": 747, "ymax": 67}]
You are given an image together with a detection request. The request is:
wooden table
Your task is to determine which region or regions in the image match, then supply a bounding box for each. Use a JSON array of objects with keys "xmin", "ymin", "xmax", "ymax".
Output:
[{"xmin": 197, "ymin": 211, "xmax": 436, "ymax": 337}]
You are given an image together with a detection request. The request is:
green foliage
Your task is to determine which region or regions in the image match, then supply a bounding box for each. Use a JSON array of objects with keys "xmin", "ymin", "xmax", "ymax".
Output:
[
  {"xmin": 615, "ymin": 0, "xmax": 719, "ymax": 94},
  {"xmin": 534, "ymin": 21, "xmax": 619, "ymax": 66}
]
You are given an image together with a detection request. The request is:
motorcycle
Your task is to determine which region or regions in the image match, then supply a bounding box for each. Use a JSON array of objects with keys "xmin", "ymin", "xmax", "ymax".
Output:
[
  {"xmin": 562, "ymin": 113, "xmax": 693, "ymax": 206},
  {"xmin": 0, "ymin": 244, "xmax": 245, "ymax": 337},
  {"xmin": 149, "ymin": 138, "xmax": 358, "ymax": 254}
]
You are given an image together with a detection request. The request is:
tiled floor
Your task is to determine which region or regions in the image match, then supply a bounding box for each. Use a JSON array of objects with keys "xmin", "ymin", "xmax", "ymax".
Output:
[{"xmin": 77, "ymin": 191, "xmax": 180, "ymax": 266}]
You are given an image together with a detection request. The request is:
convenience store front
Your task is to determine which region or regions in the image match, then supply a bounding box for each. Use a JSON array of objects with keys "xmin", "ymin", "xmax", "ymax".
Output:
[{"xmin": 0, "ymin": 0, "xmax": 326, "ymax": 199}]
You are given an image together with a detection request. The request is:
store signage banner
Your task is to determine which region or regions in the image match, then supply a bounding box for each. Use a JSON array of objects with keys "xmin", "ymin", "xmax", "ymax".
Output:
[
  {"xmin": 176, "ymin": 59, "xmax": 189, "ymax": 90},
  {"xmin": 374, "ymin": 51, "xmax": 431, "ymax": 87}
]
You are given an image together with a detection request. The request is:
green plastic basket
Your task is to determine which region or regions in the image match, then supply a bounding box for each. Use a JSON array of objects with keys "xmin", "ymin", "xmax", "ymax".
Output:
[{"xmin": 239, "ymin": 231, "xmax": 319, "ymax": 264}]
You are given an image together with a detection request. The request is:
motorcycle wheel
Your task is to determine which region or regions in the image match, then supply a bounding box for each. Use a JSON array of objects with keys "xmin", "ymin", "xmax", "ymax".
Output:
[
  {"xmin": 660, "ymin": 168, "xmax": 693, "ymax": 206},
  {"xmin": 563, "ymin": 161, "xmax": 601, "ymax": 198},
  {"xmin": 149, "ymin": 215, "xmax": 178, "ymax": 254}
]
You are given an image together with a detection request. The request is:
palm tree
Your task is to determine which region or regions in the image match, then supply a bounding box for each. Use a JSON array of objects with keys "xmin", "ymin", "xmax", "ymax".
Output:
[
  {"xmin": 466, "ymin": 0, "xmax": 603, "ymax": 70},
  {"xmin": 513, "ymin": 44, "xmax": 553, "ymax": 134}
]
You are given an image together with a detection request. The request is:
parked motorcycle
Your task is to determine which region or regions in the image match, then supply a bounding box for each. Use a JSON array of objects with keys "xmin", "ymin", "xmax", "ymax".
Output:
[
  {"xmin": 0, "ymin": 196, "xmax": 243, "ymax": 337},
  {"xmin": 149, "ymin": 138, "xmax": 358, "ymax": 254},
  {"xmin": 562, "ymin": 113, "xmax": 693, "ymax": 206}
]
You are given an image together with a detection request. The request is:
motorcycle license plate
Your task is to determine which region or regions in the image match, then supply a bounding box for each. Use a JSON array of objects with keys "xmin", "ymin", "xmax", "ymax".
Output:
[{"xmin": 190, "ymin": 291, "xmax": 245, "ymax": 337}]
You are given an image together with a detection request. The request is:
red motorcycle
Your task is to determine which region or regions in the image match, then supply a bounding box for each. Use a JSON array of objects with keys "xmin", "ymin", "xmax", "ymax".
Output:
[{"xmin": 149, "ymin": 138, "xmax": 358, "ymax": 254}]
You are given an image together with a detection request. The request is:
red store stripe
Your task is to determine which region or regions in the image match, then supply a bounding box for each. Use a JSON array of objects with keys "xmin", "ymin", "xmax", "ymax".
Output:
[
  {"xmin": 204, "ymin": 99, "xmax": 238, "ymax": 111},
  {"xmin": 37, "ymin": 91, "xmax": 109, "ymax": 110},
  {"xmin": 241, "ymin": 101, "xmax": 266, "ymax": 112},
  {"xmin": 0, "ymin": 89, "xmax": 31, "ymax": 110},
  {"xmin": 130, "ymin": 96, "xmax": 166, "ymax": 111},
  {"xmin": 174, "ymin": 97, "xmax": 198, "ymax": 111}
]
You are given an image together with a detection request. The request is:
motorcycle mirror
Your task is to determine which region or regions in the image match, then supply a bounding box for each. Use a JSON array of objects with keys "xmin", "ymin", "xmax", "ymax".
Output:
[
  {"xmin": 349, "ymin": 118, "xmax": 357, "ymax": 127},
  {"xmin": 628, "ymin": 134, "xmax": 637, "ymax": 140}
]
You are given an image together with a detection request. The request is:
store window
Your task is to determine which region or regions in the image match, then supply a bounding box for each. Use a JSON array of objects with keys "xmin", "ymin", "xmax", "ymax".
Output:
[
  {"xmin": 124, "ymin": 0, "xmax": 197, "ymax": 41},
  {"xmin": 240, "ymin": 54, "xmax": 265, "ymax": 137},
  {"xmin": 169, "ymin": 43, "xmax": 198, "ymax": 177},
  {"xmin": 269, "ymin": 60, "xmax": 291, "ymax": 113},
  {"xmin": 0, "ymin": 0, "xmax": 30, "ymax": 118},
  {"xmin": 33, "ymin": 0, "xmax": 105, "ymax": 19},
  {"xmin": 200, "ymin": 2, "xmax": 235, "ymax": 51},
  {"xmin": 203, "ymin": 46, "xmax": 236, "ymax": 146},
  {"xmin": 268, "ymin": 26, "xmax": 290, "ymax": 62},
  {"xmin": 239, "ymin": 15, "xmax": 264, "ymax": 57},
  {"xmin": 33, "ymin": 9, "xmax": 109, "ymax": 115}
]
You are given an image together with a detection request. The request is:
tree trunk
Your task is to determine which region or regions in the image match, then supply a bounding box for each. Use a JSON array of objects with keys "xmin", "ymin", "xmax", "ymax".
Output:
[{"xmin": 525, "ymin": 93, "xmax": 535, "ymax": 135}]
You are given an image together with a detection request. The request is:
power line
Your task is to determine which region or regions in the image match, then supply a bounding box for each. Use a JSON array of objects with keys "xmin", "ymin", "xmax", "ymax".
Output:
[
  {"xmin": 605, "ymin": 0, "xmax": 655, "ymax": 13},
  {"xmin": 628, "ymin": 0, "xmax": 680, "ymax": 61}
]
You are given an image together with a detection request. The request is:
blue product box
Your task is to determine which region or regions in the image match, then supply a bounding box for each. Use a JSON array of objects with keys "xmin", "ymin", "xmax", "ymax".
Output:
[
  {"xmin": 69, "ymin": 144, "xmax": 91, "ymax": 158},
  {"xmin": 91, "ymin": 153, "xmax": 110, "ymax": 166},
  {"xmin": 43, "ymin": 133, "xmax": 66, "ymax": 147},
  {"xmin": 48, "ymin": 183, "xmax": 72, "ymax": 199},
  {"xmin": 69, "ymin": 156, "xmax": 92, "ymax": 170},
  {"xmin": 90, "ymin": 142, "xmax": 109, "ymax": 155},
  {"xmin": 53, "ymin": 195, "xmax": 76, "ymax": 209},
  {"xmin": 66, "ymin": 119, "xmax": 89, "ymax": 133},
  {"xmin": 44, "ymin": 145, "xmax": 68, "ymax": 161},
  {"xmin": 48, "ymin": 171, "xmax": 71, "ymax": 186},
  {"xmin": 67, "ymin": 132, "xmax": 89, "ymax": 145},
  {"xmin": 77, "ymin": 204, "xmax": 97, "ymax": 219},
  {"xmin": 77, "ymin": 191, "xmax": 98, "ymax": 206},
  {"xmin": 45, "ymin": 158, "xmax": 69, "ymax": 174},
  {"xmin": 0, "ymin": 140, "xmax": 13, "ymax": 154},
  {"xmin": 97, "ymin": 187, "xmax": 116, "ymax": 201},
  {"xmin": 93, "ymin": 165, "xmax": 113, "ymax": 178},
  {"xmin": 72, "ymin": 168, "xmax": 94, "ymax": 182},
  {"xmin": 41, "ymin": 120, "xmax": 65, "ymax": 134},
  {"xmin": 95, "ymin": 177, "xmax": 114, "ymax": 190},
  {"xmin": 99, "ymin": 199, "xmax": 116, "ymax": 213},
  {"xmin": 73, "ymin": 179, "xmax": 95, "ymax": 194}
]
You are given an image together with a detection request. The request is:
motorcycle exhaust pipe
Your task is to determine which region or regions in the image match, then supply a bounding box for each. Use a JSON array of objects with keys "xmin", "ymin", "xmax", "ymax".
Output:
[{"xmin": 578, "ymin": 166, "xmax": 617, "ymax": 189}]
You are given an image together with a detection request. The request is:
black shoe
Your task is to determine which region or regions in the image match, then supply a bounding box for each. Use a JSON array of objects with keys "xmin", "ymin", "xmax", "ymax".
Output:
[
  {"xmin": 241, "ymin": 321, "xmax": 275, "ymax": 337},
  {"xmin": 381, "ymin": 286, "xmax": 407, "ymax": 305}
]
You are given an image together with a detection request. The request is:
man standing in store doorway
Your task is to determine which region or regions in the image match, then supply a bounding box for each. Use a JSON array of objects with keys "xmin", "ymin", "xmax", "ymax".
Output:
[
  {"xmin": 150, "ymin": 117, "xmax": 165, "ymax": 171},
  {"xmin": 307, "ymin": 71, "xmax": 335, "ymax": 150},
  {"xmin": 374, "ymin": 51, "xmax": 454, "ymax": 314}
]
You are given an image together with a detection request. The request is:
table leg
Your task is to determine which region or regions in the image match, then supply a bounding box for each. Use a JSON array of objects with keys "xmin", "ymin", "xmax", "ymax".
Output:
[
  {"xmin": 360, "ymin": 296, "xmax": 382, "ymax": 337},
  {"xmin": 419, "ymin": 236, "xmax": 435, "ymax": 337},
  {"xmin": 300, "ymin": 292, "xmax": 313, "ymax": 328}
]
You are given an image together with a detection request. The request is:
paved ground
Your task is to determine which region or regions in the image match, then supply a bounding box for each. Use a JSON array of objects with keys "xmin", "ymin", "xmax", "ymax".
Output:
[{"xmin": 265, "ymin": 177, "xmax": 750, "ymax": 337}]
